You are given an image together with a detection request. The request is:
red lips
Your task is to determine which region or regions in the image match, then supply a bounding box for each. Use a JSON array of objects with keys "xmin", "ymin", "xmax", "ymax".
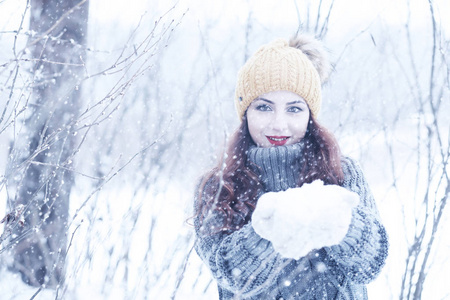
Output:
[{"xmin": 266, "ymin": 136, "xmax": 289, "ymax": 146}]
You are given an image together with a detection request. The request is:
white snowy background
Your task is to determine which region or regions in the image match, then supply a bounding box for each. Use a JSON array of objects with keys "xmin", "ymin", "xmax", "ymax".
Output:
[{"xmin": 0, "ymin": 0, "xmax": 449, "ymax": 299}]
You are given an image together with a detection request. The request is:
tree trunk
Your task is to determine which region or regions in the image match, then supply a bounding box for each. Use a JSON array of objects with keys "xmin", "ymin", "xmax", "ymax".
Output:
[{"xmin": 9, "ymin": 0, "xmax": 89, "ymax": 288}]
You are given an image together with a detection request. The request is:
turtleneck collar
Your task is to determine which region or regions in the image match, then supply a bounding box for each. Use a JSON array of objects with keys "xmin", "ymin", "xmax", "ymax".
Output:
[{"xmin": 246, "ymin": 142, "xmax": 304, "ymax": 193}]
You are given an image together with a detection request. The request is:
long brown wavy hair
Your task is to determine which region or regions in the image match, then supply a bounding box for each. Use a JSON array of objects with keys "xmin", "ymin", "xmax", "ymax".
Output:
[{"xmin": 195, "ymin": 113, "xmax": 344, "ymax": 234}]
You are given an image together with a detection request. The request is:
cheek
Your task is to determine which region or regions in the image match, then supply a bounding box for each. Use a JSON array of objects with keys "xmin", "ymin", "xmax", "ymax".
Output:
[
  {"xmin": 247, "ymin": 114, "xmax": 267, "ymax": 135},
  {"xmin": 248, "ymin": 122, "xmax": 262, "ymax": 143},
  {"xmin": 247, "ymin": 114, "xmax": 270, "ymax": 146},
  {"xmin": 291, "ymin": 118, "xmax": 309, "ymax": 137}
]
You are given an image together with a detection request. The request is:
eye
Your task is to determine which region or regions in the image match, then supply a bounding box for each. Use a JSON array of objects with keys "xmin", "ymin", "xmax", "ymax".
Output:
[
  {"xmin": 287, "ymin": 106, "xmax": 303, "ymax": 113},
  {"xmin": 255, "ymin": 104, "xmax": 272, "ymax": 112}
]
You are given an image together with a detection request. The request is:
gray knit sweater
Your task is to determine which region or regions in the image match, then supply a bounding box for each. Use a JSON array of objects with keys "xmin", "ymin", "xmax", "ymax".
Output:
[{"xmin": 194, "ymin": 143, "xmax": 389, "ymax": 300}]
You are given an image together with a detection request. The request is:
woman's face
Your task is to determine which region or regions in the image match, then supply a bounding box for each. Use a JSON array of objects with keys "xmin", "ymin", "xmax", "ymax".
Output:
[{"xmin": 246, "ymin": 90, "xmax": 310, "ymax": 148}]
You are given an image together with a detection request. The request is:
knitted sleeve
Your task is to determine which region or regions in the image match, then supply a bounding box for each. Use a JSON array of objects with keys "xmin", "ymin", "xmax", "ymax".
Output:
[
  {"xmin": 324, "ymin": 157, "xmax": 389, "ymax": 284},
  {"xmin": 193, "ymin": 181, "xmax": 285, "ymax": 298}
]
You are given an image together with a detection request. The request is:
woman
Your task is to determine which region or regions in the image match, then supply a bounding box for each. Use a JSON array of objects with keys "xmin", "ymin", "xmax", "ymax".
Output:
[{"xmin": 193, "ymin": 35, "xmax": 388, "ymax": 299}]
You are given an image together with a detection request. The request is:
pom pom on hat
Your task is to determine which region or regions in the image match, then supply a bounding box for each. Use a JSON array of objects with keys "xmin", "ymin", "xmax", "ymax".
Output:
[
  {"xmin": 234, "ymin": 35, "xmax": 329, "ymax": 120},
  {"xmin": 289, "ymin": 34, "xmax": 331, "ymax": 84}
]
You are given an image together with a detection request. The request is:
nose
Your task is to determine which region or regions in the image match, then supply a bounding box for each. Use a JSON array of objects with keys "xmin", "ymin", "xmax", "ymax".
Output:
[{"xmin": 271, "ymin": 111, "xmax": 288, "ymax": 132}]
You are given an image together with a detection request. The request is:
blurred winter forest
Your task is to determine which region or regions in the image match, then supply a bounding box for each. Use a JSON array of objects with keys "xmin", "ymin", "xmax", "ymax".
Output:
[{"xmin": 0, "ymin": 0, "xmax": 448, "ymax": 299}]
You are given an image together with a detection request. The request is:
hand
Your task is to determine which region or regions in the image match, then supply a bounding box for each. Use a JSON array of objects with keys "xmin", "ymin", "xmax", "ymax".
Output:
[{"xmin": 252, "ymin": 180, "xmax": 359, "ymax": 260}]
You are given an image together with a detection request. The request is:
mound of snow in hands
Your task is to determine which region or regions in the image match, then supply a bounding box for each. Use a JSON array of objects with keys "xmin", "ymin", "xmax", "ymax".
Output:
[{"xmin": 252, "ymin": 180, "xmax": 359, "ymax": 260}]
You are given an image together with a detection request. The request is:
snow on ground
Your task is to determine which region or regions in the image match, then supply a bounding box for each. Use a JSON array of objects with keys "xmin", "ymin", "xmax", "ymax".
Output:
[{"xmin": 0, "ymin": 271, "xmax": 53, "ymax": 300}]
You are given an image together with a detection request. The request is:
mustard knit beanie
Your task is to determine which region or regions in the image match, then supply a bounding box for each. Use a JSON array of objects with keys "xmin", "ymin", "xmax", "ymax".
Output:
[{"xmin": 235, "ymin": 35, "xmax": 330, "ymax": 120}]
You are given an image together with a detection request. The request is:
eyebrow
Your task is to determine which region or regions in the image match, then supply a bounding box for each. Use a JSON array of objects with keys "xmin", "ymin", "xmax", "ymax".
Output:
[
  {"xmin": 287, "ymin": 100, "xmax": 307, "ymax": 105},
  {"xmin": 255, "ymin": 97, "xmax": 274, "ymax": 104},
  {"xmin": 255, "ymin": 97, "xmax": 306, "ymax": 105}
]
